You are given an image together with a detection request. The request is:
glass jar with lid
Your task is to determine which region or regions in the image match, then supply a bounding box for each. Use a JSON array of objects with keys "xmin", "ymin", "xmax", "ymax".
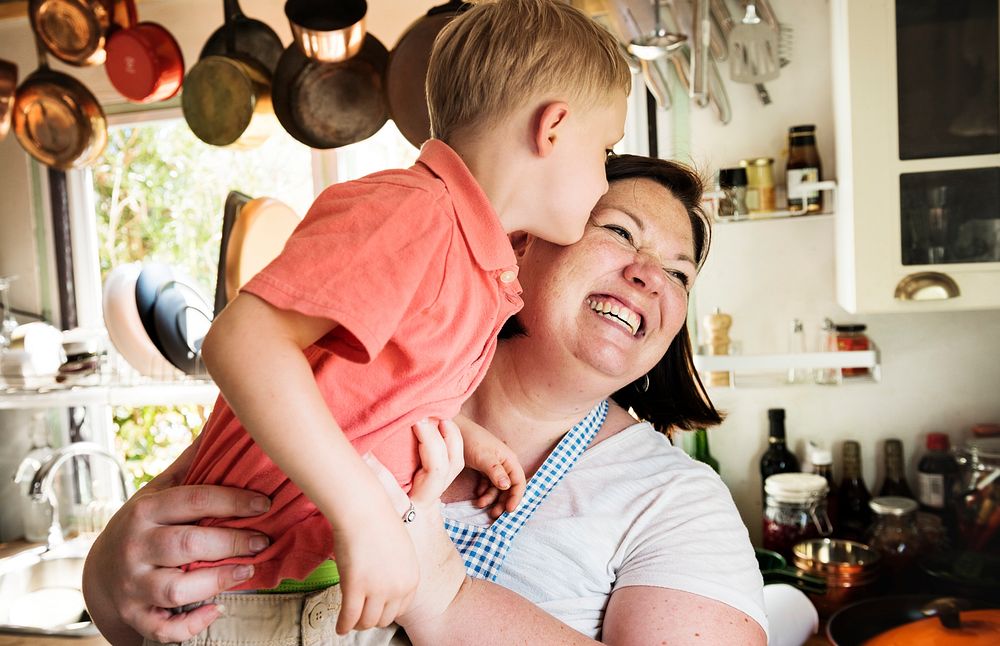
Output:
[
  {"xmin": 867, "ymin": 496, "xmax": 922, "ymax": 592},
  {"xmin": 834, "ymin": 323, "xmax": 871, "ymax": 377},
  {"xmin": 954, "ymin": 436, "xmax": 1000, "ymax": 553},
  {"xmin": 763, "ymin": 473, "xmax": 834, "ymax": 559}
]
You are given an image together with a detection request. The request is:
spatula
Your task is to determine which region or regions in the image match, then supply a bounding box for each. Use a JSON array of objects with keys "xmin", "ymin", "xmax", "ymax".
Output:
[{"xmin": 728, "ymin": 0, "xmax": 779, "ymax": 83}]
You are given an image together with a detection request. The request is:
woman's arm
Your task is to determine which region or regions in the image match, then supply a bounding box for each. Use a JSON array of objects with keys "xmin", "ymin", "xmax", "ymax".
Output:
[
  {"xmin": 603, "ymin": 586, "xmax": 767, "ymax": 645},
  {"xmin": 82, "ymin": 435, "xmax": 272, "ymax": 645}
]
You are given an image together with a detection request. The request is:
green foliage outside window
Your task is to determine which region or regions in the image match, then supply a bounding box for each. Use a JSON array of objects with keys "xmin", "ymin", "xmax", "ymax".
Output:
[{"xmin": 91, "ymin": 120, "xmax": 312, "ymax": 487}]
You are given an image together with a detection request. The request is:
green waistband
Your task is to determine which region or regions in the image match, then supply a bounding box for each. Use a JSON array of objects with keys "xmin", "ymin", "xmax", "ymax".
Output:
[{"xmin": 260, "ymin": 559, "xmax": 340, "ymax": 594}]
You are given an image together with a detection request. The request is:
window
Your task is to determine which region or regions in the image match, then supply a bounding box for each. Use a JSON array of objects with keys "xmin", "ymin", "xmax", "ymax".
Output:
[{"xmin": 81, "ymin": 113, "xmax": 417, "ymax": 488}]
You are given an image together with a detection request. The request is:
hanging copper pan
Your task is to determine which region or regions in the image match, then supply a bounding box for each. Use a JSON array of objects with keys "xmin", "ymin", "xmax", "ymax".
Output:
[
  {"xmin": 28, "ymin": 0, "xmax": 113, "ymax": 67},
  {"xmin": 285, "ymin": 0, "xmax": 366, "ymax": 63},
  {"xmin": 0, "ymin": 60, "xmax": 16, "ymax": 141},
  {"xmin": 271, "ymin": 34, "xmax": 388, "ymax": 149},
  {"xmin": 200, "ymin": 0, "xmax": 284, "ymax": 75},
  {"xmin": 104, "ymin": 0, "xmax": 185, "ymax": 103},
  {"xmin": 13, "ymin": 30, "xmax": 107, "ymax": 169},
  {"xmin": 385, "ymin": 1, "xmax": 469, "ymax": 149},
  {"xmin": 182, "ymin": 0, "xmax": 277, "ymax": 148}
]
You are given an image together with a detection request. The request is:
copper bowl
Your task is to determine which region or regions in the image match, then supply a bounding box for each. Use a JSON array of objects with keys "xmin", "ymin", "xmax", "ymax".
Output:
[{"xmin": 794, "ymin": 538, "xmax": 883, "ymax": 617}]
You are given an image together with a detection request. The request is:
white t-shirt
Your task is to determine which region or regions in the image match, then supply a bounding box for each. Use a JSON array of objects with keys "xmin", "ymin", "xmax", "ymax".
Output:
[{"xmin": 441, "ymin": 421, "xmax": 768, "ymax": 639}]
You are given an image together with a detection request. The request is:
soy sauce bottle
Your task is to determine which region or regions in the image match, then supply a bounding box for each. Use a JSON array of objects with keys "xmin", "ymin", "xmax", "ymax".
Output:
[{"xmin": 786, "ymin": 125, "xmax": 823, "ymax": 212}]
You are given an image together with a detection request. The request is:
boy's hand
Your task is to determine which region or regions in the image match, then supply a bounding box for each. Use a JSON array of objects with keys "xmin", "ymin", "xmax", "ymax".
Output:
[
  {"xmin": 332, "ymin": 501, "xmax": 419, "ymax": 634},
  {"xmin": 456, "ymin": 415, "xmax": 527, "ymax": 519}
]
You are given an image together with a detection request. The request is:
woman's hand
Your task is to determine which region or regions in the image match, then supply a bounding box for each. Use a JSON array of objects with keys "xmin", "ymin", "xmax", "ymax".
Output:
[{"xmin": 82, "ymin": 437, "xmax": 272, "ymax": 646}]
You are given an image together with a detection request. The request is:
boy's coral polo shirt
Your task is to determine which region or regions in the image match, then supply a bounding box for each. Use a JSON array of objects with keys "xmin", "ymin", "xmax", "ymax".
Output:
[{"xmin": 183, "ymin": 140, "xmax": 523, "ymax": 589}]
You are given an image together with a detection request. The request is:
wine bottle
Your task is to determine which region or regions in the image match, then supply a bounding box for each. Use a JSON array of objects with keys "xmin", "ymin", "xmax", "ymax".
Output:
[
  {"xmin": 836, "ymin": 441, "xmax": 872, "ymax": 542},
  {"xmin": 693, "ymin": 428, "xmax": 720, "ymax": 474},
  {"xmin": 878, "ymin": 439, "xmax": 914, "ymax": 498},
  {"xmin": 759, "ymin": 409, "xmax": 800, "ymax": 501}
]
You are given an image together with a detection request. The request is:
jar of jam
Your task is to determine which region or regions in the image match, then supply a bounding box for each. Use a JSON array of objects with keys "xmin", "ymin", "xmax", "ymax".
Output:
[
  {"xmin": 867, "ymin": 496, "xmax": 922, "ymax": 592},
  {"xmin": 763, "ymin": 473, "xmax": 833, "ymax": 560},
  {"xmin": 835, "ymin": 323, "xmax": 871, "ymax": 377}
]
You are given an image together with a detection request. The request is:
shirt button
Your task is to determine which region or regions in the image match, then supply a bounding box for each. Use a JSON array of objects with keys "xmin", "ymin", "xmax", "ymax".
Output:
[{"xmin": 499, "ymin": 270, "xmax": 517, "ymax": 284}]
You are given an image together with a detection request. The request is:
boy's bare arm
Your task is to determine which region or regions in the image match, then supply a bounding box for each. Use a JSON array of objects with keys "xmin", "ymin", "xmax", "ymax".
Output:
[{"xmin": 200, "ymin": 293, "xmax": 418, "ymax": 633}]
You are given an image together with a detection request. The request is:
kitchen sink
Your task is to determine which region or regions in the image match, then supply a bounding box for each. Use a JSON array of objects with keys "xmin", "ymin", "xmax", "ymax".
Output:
[{"xmin": 0, "ymin": 539, "xmax": 99, "ymax": 637}]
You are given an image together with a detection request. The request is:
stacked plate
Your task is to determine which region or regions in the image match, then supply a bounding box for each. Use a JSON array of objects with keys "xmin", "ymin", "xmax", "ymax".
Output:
[{"xmin": 102, "ymin": 262, "xmax": 213, "ymax": 378}]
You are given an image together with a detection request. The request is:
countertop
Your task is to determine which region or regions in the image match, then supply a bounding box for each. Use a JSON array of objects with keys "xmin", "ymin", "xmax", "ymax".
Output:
[{"xmin": 0, "ymin": 541, "xmax": 110, "ymax": 646}]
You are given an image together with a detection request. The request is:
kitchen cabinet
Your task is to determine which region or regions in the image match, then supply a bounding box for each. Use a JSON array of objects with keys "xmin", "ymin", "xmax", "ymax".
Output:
[{"xmin": 831, "ymin": 0, "xmax": 1000, "ymax": 313}]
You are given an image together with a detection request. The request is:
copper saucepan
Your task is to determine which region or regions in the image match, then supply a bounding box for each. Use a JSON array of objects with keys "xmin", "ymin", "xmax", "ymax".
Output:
[
  {"xmin": 385, "ymin": 1, "xmax": 469, "ymax": 149},
  {"xmin": 182, "ymin": 0, "xmax": 277, "ymax": 148},
  {"xmin": 13, "ymin": 30, "xmax": 107, "ymax": 169},
  {"xmin": 28, "ymin": 0, "xmax": 113, "ymax": 67},
  {"xmin": 0, "ymin": 60, "xmax": 17, "ymax": 141},
  {"xmin": 285, "ymin": 0, "xmax": 367, "ymax": 62}
]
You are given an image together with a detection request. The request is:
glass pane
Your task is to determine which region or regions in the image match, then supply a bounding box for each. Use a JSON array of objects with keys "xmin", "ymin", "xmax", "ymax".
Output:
[
  {"xmin": 900, "ymin": 167, "xmax": 1000, "ymax": 265},
  {"xmin": 896, "ymin": 0, "xmax": 999, "ymax": 160}
]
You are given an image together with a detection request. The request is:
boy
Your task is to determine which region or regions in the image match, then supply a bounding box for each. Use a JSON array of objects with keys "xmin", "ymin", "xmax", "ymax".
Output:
[{"xmin": 180, "ymin": 0, "xmax": 630, "ymax": 637}]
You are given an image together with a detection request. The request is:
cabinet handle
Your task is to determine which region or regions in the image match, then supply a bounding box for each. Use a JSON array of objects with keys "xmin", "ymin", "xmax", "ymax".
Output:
[{"xmin": 894, "ymin": 272, "xmax": 961, "ymax": 301}]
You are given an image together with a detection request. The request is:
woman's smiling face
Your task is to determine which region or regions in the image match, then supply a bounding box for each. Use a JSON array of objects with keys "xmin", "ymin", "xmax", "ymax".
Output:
[{"xmin": 514, "ymin": 177, "xmax": 698, "ymax": 385}]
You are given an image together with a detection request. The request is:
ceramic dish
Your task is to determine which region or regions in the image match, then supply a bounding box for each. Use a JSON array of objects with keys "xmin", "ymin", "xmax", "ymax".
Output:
[
  {"xmin": 152, "ymin": 281, "xmax": 213, "ymax": 376},
  {"xmin": 224, "ymin": 197, "xmax": 301, "ymax": 303},
  {"xmin": 102, "ymin": 263, "xmax": 180, "ymax": 379}
]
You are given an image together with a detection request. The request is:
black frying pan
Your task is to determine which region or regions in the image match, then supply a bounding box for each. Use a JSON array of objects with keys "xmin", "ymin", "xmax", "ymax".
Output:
[
  {"xmin": 271, "ymin": 33, "xmax": 388, "ymax": 149},
  {"xmin": 200, "ymin": 0, "xmax": 284, "ymax": 75}
]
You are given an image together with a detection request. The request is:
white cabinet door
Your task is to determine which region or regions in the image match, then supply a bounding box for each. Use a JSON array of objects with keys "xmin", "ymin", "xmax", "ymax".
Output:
[{"xmin": 831, "ymin": 0, "xmax": 1000, "ymax": 313}]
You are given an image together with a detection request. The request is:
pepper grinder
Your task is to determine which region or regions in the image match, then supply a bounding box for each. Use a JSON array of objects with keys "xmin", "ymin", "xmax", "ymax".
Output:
[{"xmin": 702, "ymin": 307, "xmax": 732, "ymax": 387}]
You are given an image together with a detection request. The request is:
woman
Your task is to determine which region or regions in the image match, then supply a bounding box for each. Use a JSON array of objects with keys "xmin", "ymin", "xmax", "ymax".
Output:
[{"xmin": 83, "ymin": 155, "xmax": 767, "ymax": 645}]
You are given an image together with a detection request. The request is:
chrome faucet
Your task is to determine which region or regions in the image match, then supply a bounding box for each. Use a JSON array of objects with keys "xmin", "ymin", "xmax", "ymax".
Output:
[{"xmin": 15, "ymin": 441, "xmax": 132, "ymax": 549}]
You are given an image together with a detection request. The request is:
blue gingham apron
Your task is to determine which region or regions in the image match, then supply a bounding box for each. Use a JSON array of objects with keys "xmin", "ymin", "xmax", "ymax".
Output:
[{"xmin": 443, "ymin": 400, "xmax": 609, "ymax": 581}]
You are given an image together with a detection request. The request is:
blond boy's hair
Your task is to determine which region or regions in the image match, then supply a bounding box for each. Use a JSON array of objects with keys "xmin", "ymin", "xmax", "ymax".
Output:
[{"xmin": 426, "ymin": 0, "xmax": 632, "ymax": 142}]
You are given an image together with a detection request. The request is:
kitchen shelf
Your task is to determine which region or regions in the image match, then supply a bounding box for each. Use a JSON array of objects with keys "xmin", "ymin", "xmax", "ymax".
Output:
[
  {"xmin": 0, "ymin": 378, "xmax": 218, "ymax": 410},
  {"xmin": 693, "ymin": 348, "xmax": 881, "ymax": 388},
  {"xmin": 706, "ymin": 180, "xmax": 838, "ymax": 224}
]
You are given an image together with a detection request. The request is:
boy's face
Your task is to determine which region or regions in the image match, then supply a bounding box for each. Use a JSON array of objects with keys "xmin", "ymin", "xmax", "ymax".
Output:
[{"xmin": 533, "ymin": 91, "xmax": 628, "ymax": 247}]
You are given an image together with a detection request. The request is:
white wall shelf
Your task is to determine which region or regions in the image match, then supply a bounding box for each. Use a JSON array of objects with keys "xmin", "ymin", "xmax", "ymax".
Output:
[
  {"xmin": 694, "ymin": 348, "xmax": 881, "ymax": 388},
  {"xmin": 0, "ymin": 379, "xmax": 218, "ymax": 410}
]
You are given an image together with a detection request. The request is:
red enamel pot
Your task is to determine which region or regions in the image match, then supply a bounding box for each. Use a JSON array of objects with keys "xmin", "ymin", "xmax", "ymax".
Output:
[{"xmin": 104, "ymin": 0, "xmax": 184, "ymax": 103}]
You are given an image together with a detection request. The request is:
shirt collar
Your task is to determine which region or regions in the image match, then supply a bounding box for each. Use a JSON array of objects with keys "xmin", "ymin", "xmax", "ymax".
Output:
[{"xmin": 415, "ymin": 139, "xmax": 516, "ymax": 272}]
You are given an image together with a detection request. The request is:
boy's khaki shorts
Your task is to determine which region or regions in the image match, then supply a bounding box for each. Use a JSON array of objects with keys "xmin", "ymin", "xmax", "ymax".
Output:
[{"xmin": 143, "ymin": 585, "xmax": 411, "ymax": 646}]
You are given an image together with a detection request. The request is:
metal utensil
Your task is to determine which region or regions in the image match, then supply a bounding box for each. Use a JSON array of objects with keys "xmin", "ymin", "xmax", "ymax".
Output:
[
  {"xmin": 690, "ymin": 0, "xmax": 710, "ymax": 106},
  {"xmin": 729, "ymin": 0, "xmax": 779, "ymax": 83},
  {"xmin": 628, "ymin": 0, "xmax": 686, "ymax": 61}
]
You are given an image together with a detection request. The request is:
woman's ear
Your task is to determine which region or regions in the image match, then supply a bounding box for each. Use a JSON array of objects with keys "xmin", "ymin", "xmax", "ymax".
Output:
[
  {"xmin": 508, "ymin": 231, "xmax": 532, "ymax": 259},
  {"xmin": 532, "ymin": 101, "xmax": 570, "ymax": 158}
]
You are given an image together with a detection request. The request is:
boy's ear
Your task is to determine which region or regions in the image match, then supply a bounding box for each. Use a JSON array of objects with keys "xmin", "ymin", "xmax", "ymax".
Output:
[{"xmin": 533, "ymin": 101, "xmax": 570, "ymax": 157}]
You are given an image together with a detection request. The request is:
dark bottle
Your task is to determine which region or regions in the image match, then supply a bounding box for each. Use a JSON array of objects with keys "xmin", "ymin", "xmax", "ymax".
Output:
[
  {"xmin": 836, "ymin": 441, "xmax": 872, "ymax": 542},
  {"xmin": 809, "ymin": 443, "xmax": 839, "ymax": 533},
  {"xmin": 916, "ymin": 433, "xmax": 959, "ymax": 535},
  {"xmin": 786, "ymin": 124, "xmax": 823, "ymax": 212},
  {"xmin": 693, "ymin": 428, "xmax": 720, "ymax": 474},
  {"xmin": 878, "ymin": 439, "xmax": 914, "ymax": 498},
  {"xmin": 759, "ymin": 409, "xmax": 800, "ymax": 501}
]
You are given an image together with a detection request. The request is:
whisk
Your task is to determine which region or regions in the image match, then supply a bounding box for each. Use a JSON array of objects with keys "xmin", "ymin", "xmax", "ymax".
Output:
[{"xmin": 728, "ymin": 0, "xmax": 779, "ymax": 83}]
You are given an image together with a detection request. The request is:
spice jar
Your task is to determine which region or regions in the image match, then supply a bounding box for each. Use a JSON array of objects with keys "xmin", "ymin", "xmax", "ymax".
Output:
[
  {"xmin": 867, "ymin": 496, "xmax": 922, "ymax": 592},
  {"xmin": 763, "ymin": 473, "xmax": 833, "ymax": 560},
  {"xmin": 834, "ymin": 323, "xmax": 870, "ymax": 377},
  {"xmin": 717, "ymin": 167, "xmax": 749, "ymax": 220},
  {"xmin": 786, "ymin": 124, "xmax": 823, "ymax": 212},
  {"xmin": 739, "ymin": 157, "xmax": 776, "ymax": 213}
]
